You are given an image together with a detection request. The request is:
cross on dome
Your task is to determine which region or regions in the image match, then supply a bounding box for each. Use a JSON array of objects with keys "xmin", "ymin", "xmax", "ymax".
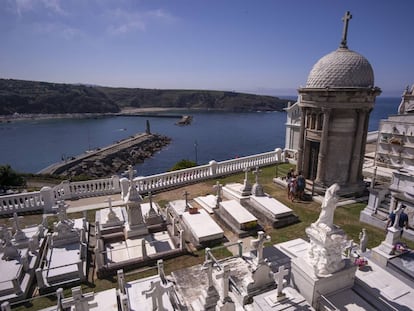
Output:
[{"xmin": 340, "ymin": 11, "xmax": 352, "ymax": 48}]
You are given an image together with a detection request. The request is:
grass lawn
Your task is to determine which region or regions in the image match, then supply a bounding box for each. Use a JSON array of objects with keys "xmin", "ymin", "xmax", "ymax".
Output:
[{"xmin": 6, "ymin": 163, "xmax": 413, "ymax": 310}]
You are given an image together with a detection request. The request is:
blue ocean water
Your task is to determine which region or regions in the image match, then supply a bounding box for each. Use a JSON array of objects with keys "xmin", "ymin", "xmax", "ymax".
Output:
[{"xmin": 0, "ymin": 96, "xmax": 400, "ymax": 176}]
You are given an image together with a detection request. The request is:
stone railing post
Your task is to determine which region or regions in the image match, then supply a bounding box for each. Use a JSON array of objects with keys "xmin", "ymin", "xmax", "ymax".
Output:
[
  {"xmin": 209, "ymin": 160, "xmax": 218, "ymax": 177},
  {"xmin": 40, "ymin": 186, "xmax": 55, "ymax": 213},
  {"xmin": 275, "ymin": 148, "xmax": 283, "ymax": 162},
  {"xmin": 59, "ymin": 180, "xmax": 72, "ymax": 200},
  {"xmin": 111, "ymin": 175, "xmax": 121, "ymax": 192}
]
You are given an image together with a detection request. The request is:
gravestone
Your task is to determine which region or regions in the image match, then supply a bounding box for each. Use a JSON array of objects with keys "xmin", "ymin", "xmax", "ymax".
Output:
[
  {"xmin": 214, "ymin": 265, "xmax": 235, "ymax": 311},
  {"xmin": 240, "ymin": 167, "xmax": 252, "ymax": 196},
  {"xmin": 251, "ymin": 166, "xmax": 265, "ymax": 197},
  {"xmin": 123, "ymin": 170, "xmax": 148, "ymax": 238}
]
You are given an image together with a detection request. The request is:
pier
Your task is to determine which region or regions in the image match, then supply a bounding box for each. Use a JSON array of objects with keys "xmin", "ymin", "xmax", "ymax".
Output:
[{"xmin": 38, "ymin": 133, "xmax": 167, "ymax": 176}]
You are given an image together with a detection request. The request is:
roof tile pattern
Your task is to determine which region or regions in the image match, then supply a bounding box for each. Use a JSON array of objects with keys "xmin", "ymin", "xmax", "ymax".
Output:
[{"xmin": 306, "ymin": 48, "xmax": 374, "ymax": 88}]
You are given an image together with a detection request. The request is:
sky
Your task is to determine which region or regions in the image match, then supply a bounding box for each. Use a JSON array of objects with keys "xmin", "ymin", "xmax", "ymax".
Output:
[{"xmin": 1, "ymin": 0, "xmax": 413, "ymax": 97}]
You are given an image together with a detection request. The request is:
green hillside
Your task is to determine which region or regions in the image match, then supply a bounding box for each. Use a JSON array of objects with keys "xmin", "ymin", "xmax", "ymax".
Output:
[{"xmin": 0, "ymin": 78, "xmax": 290, "ymax": 115}]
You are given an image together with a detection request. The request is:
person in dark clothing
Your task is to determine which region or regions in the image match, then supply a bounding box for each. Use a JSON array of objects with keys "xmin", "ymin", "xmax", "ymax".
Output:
[{"xmin": 386, "ymin": 204, "xmax": 409, "ymax": 237}]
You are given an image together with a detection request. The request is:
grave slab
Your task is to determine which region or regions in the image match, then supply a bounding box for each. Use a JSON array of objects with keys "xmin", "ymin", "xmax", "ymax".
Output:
[
  {"xmin": 253, "ymin": 286, "xmax": 313, "ymax": 310},
  {"xmin": 222, "ymin": 183, "xmax": 251, "ymax": 203},
  {"xmin": 181, "ymin": 209, "xmax": 224, "ymax": 244},
  {"xmin": 194, "ymin": 194, "xmax": 218, "ymax": 214}
]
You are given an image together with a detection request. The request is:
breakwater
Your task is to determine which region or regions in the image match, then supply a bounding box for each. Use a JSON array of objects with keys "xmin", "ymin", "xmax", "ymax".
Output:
[{"xmin": 38, "ymin": 133, "xmax": 171, "ymax": 178}]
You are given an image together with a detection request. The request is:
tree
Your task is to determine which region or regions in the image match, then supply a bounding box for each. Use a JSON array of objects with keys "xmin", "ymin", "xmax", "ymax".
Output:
[
  {"xmin": 169, "ymin": 159, "xmax": 197, "ymax": 171},
  {"xmin": 0, "ymin": 165, "xmax": 26, "ymax": 190}
]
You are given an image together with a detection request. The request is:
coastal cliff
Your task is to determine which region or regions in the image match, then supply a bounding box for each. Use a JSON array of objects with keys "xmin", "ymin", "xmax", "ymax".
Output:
[{"xmin": 0, "ymin": 78, "xmax": 289, "ymax": 115}]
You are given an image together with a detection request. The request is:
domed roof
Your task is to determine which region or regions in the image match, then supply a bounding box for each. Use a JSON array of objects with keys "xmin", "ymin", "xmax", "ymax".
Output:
[{"xmin": 305, "ymin": 47, "xmax": 374, "ymax": 88}]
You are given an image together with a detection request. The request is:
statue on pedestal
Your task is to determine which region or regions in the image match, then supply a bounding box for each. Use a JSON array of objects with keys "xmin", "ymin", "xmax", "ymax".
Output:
[{"xmin": 306, "ymin": 183, "xmax": 347, "ymax": 276}]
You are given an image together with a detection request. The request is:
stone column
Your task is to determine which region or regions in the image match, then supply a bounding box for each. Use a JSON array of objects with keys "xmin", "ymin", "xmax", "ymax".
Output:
[
  {"xmin": 349, "ymin": 109, "xmax": 367, "ymax": 183},
  {"xmin": 209, "ymin": 160, "xmax": 218, "ymax": 177},
  {"xmin": 297, "ymin": 107, "xmax": 307, "ymax": 172},
  {"xmin": 315, "ymin": 108, "xmax": 331, "ymax": 184},
  {"xmin": 357, "ymin": 109, "xmax": 371, "ymax": 181}
]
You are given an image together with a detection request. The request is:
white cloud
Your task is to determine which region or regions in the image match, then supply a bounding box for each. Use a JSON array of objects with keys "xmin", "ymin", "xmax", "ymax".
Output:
[
  {"xmin": 41, "ymin": 0, "xmax": 65, "ymax": 15},
  {"xmin": 107, "ymin": 7, "xmax": 176, "ymax": 35},
  {"xmin": 11, "ymin": 0, "xmax": 65, "ymax": 16},
  {"xmin": 33, "ymin": 22, "xmax": 83, "ymax": 40}
]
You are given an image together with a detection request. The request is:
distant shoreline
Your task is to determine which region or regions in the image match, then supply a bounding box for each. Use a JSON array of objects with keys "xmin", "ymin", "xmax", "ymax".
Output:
[
  {"xmin": 0, "ymin": 107, "xmax": 283, "ymax": 122},
  {"xmin": 0, "ymin": 107, "xmax": 192, "ymax": 122}
]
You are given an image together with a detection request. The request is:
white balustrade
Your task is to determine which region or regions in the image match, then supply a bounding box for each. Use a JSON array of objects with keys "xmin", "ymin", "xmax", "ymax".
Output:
[
  {"xmin": 0, "ymin": 191, "xmax": 44, "ymax": 214},
  {"xmin": 0, "ymin": 149, "xmax": 284, "ymax": 215}
]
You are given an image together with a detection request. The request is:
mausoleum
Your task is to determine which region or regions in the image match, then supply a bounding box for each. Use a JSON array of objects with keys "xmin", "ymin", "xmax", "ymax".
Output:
[{"xmin": 295, "ymin": 11, "xmax": 381, "ymax": 195}]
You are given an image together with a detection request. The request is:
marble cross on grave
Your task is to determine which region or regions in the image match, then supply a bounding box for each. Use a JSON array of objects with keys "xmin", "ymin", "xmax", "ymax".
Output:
[
  {"xmin": 252, "ymin": 166, "xmax": 261, "ymax": 184},
  {"xmin": 241, "ymin": 166, "xmax": 252, "ymax": 194},
  {"xmin": 11, "ymin": 212, "xmax": 27, "ymax": 241},
  {"xmin": 251, "ymin": 231, "xmax": 270, "ymax": 265},
  {"xmin": 340, "ymin": 11, "xmax": 352, "ymax": 48},
  {"xmin": 157, "ymin": 259, "xmax": 167, "ymax": 284},
  {"xmin": 142, "ymin": 280, "xmax": 173, "ymax": 311},
  {"xmin": 61, "ymin": 286, "xmax": 96, "ymax": 311},
  {"xmin": 147, "ymin": 191, "xmax": 157, "ymax": 216},
  {"xmin": 183, "ymin": 191, "xmax": 190, "ymax": 211},
  {"xmin": 274, "ymin": 265, "xmax": 288, "ymax": 298},
  {"xmin": 126, "ymin": 165, "xmax": 137, "ymax": 182},
  {"xmin": 215, "ymin": 265, "xmax": 231, "ymax": 301},
  {"xmin": 105, "ymin": 196, "xmax": 121, "ymax": 223},
  {"xmin": 202, "ymin": 259, "xmax": 215, "ymax": 289},
  {"xmin": 213, "ymin": 181, "xmax": 223, "ymax": 207},
  {"xmin": 57, "ymin": 201, "xmax": 68, "ymax": 222}
]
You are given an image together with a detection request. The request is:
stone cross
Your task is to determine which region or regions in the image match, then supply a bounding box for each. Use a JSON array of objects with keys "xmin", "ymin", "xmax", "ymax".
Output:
[
  {"xmin": 340, "ymin": 11, "xmax": 352, "ymax": 48},
  {"xmin": 251, "ymin": 231, "xmax": 270, "ymax": 264},
  {"xmin": 12, "ymin": 212, "xmax": 23, "ymax": 232},
  {"xmin": 252, "ymin": 166, "xmax": 261, "ymax": 184},
  {"xmin": 215, "ymin": 265, "xmax": 231, "ymax": 300},
  {"xmin": 147, "ymin": 191, "xmax": 157, "ymax": 216},
  {"xmin": 105, "ymin": 196, "xmax": 113, "ymax": 210},
  {"xmin": 157, "ymin": 259, "xmax": 166, "ymax": 284},
  {"xmin": 142, "ymin": 280, "xmax": 172, "ymax": 311},
  {"xmin": 11, "ymin": 213, "xmax": 27, "ymax": 241},
  {"xmin": 213, "ymin": 181, "xmax": 223, "ymax": 207},
  {"xmin": 127, "ymin": 165, "xmax": 137, "ymax": 181},
  {"xmin": 57, "ymin": 201, "xmax": 68, "ymax": 222},
  {"xmin": 202, "ymin": 259, "xmax": 214, "ymax": 288},
  {"xmin": 61, "ymin": 286, "xmax": 95, "ymax": 311},
  {"xmin": 274, "ymin": 265, "xmax": 288, "ymax": 297},
  {"xmin": 244, "ymin": 166, "xmax": 250, "ymax": 181}
]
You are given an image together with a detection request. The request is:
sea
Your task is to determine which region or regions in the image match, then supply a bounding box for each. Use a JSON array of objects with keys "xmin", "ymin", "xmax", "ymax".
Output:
[{"xmin": 0, "ymin": 96, "xmax": 400, "ymax": 176}]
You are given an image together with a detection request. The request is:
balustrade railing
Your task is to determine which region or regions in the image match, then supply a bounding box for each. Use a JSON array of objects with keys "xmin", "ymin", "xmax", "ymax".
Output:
[
  {"xmin": 0, "ymin": 191, "xmax": 44, "ymax": 215},
  {"xmin": 0, "ymin": 148, "xmax": 284, "ymax": 215}
]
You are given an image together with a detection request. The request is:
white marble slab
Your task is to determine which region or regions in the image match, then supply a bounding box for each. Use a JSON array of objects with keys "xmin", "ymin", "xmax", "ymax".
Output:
[
  {"xmin": 46, "ymin": 243, "xmax": 80, "ymax": 278},
  {"xmin": 275, "ymin": 239, "xmax": 309, "ymax": 259},
  {"xmin": 250, "ymin": 195, "xmax": 293, "ymax": 217},
  {"xmin": 220, "ymin": 200, "xmax": 257, "ymax": 224},
  {"xmin": 194, "ymin": 195, "xmax": 217, "ymax": 214},
  {"xmin": 182, "ymin": 209, "xmax": 223, "ymax": 243},
  {"xmin": 127, "ymin": 275, "xmax": 175, "ymax": 311}
]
